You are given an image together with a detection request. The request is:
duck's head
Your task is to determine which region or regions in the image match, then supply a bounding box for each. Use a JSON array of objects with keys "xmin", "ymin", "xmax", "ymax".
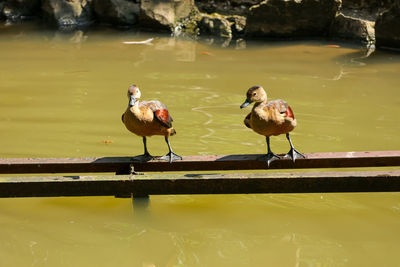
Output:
[
  {"xmin": 240, "ymin": 85, "xmax": 267, "ymax": 109},
  {"xmin": 127, "ymin": 85, "xmax": 141, "ymax": 107}
]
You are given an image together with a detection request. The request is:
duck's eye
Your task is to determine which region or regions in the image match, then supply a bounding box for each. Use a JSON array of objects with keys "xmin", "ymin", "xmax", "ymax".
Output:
[{"xmin": 252, "ymin": 92, "xmax": 256, "ymax": 96}]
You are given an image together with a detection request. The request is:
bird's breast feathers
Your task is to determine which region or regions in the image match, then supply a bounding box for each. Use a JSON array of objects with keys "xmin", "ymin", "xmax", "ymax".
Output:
[{"xmin": 248, "ymin": 99, "xmax": 297, "ymax": 136}]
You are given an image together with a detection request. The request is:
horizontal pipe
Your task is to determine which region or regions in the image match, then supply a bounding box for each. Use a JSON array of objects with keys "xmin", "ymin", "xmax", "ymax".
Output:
[
  {"xmin": 0, "ymin": 151, "xmax": 399, "ymax": 174},
  {"xmin": 0, "ymin": 171, "xmax": 400, "ymax": 197}
]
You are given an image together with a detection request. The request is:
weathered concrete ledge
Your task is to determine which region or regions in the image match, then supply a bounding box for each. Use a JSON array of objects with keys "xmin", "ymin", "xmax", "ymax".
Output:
[{"xmin": 0, "ymin": 0, "xmax": 399, "ymax": 50}]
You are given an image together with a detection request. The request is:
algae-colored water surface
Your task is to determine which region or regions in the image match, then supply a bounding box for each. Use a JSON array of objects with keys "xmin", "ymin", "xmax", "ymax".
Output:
[{"xmin": 1, "ymin": 23, "xmax": 400, "ymax": 266}]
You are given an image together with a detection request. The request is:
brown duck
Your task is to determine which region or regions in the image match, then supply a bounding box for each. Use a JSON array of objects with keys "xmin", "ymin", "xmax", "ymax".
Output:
[
  {"xmin": 122, "ymin": 85, "xmax": 182, "ymax": 163},
  {"xmin": 240, "ymin": 85, "xmax": 304, "ymax": 166}
]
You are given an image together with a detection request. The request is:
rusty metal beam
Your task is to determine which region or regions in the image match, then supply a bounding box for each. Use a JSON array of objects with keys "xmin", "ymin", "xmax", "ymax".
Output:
[
  {"xmin": 0, "ymin": 151, "xmax": 399, "ymax": 174},
  {"xmin": 0, "ymin": 171, "xmax": 400, "ymax": 198}
]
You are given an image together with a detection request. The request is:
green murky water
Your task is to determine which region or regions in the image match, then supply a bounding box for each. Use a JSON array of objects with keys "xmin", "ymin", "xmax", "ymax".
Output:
[{"xmin": 1, "ymin": 23, "xmax": 400, "ymax": 266}]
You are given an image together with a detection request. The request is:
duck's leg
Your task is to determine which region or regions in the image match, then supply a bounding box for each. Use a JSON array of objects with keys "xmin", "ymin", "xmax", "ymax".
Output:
[
  {"xmin": 259, "ymin": 136, "xmax": 280, "ymax": 167},
  {"xmin": 131, "ymin": 137, "xmax": 154, "ymax": 162},
  {"xmin": 284, "ymin": 133, "xmax": 305, "ymax": 162},
  {"xmin": 159, "ymin": 136, "xmax": 182, "ymax": 163}
]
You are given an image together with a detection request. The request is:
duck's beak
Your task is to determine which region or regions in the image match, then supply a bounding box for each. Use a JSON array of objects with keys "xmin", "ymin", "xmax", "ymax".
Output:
[
  {"xmin": 129, "ymin": 95, "xmax": 136, "ymax": 107},
  {"xmin": 240, "ymin": 99, "xmax": 252, "ymax": 109}
]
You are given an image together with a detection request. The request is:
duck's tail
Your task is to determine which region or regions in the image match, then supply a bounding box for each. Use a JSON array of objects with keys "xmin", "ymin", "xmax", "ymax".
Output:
[{"xmin": 169, "ymin": 128, "xmax": 177, "ymax": 136}]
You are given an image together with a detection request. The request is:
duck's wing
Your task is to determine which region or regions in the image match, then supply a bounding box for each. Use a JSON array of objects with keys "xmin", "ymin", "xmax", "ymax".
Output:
[
  {"xmin": 140, "ymin": 100, "xmax": 173, "ymax": 128},
  {"xmin": 244, "ymin": 112, "xmax": 252, "ymax": 128},
  {"xmin": 266, "ymin": 99, "xmax": 295, "ymax": 119}
]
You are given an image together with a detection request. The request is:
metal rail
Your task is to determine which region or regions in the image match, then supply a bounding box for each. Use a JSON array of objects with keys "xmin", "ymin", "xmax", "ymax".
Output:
[{"xmin": 0, "ymin": 151, "xmax": 400, "ymax": 174}]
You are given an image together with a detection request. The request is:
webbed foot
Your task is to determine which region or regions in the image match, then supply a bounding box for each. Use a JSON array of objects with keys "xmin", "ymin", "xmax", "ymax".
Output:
[
  {"xmin": 159, "ymin": 152, "xmax": 182, "ymax": 163},
  {"xmin": 259, "ymin": 152, "xmax": 281, "ymax": 167},
  {"xmin": 284, "ymin": 148, "xmax": 305, "ymax": 162}
]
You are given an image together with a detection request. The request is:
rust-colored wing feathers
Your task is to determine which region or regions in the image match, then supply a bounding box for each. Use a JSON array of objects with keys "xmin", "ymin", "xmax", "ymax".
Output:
[
  {"xmin": 139, "ymin": 100, "xmax": 173, "ymax": 128},
  {"xmin": 266, "ymin": 99, "xmax": 295, "ymax": 119},
  {"xmin": 285, "ymin": 105, "xmax": 295, "ymax": 119},
  {"xmin": 155, "ymin": 109, "xmax": 173, "ymax": 128}
]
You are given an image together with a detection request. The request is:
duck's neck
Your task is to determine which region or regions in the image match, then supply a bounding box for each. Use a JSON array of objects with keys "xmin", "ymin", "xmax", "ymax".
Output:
[
  {"xmin": 128, "ymin": 100, "xmax": 140, "ymax": 112},
  {"xmin": 253, "ymin": 99, "xmax": 267, "ymax": 109}
]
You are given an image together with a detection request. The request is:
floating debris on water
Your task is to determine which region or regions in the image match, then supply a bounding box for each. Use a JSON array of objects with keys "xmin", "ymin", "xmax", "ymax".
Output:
[{"xmin": 123, "ymin": 38, "xmax": 154, "ymax": 45}]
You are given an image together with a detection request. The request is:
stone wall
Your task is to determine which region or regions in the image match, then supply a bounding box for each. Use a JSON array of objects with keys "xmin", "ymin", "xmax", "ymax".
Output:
[{"xmin": 0, "ymin": 0, "xmax": 399, "ymax": 50}]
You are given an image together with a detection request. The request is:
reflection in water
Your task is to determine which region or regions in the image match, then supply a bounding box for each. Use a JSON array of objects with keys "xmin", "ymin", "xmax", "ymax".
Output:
[
  {"xmin": 0, "ymin": 24, "xmax": 400, "ymax": 266},
  {"xmin": 132, "ymin": 196, "xmax": 151, "ymax": 219},
  {"xmin": 53, "ymin": 30, "xmax": 88, "ymax": 44},
  {"xmin": 328, "ymin": 45, "xmax": 376, "ymax": 81}
]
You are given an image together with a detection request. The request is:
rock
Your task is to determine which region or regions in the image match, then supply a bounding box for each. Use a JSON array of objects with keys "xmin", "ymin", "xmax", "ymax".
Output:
[
  {"xmin": 245, "ymin": 0, "xmax": 341, "ymax": 38},
  {"xmin": 330, "ymin": 10, "xmax": 375, "ymax": 44},
  {"xmin": 195, "ymin": 0, "xmax": 262, "ymax": 16},
  {"xmin": 0, "ymin": 2, "xmax": 5, "ymax": 20},
  {"xmin": 139, "ymin": 0, "xmax": 195, "ymax": 31},
  {"xmin": 375, "ymin": 2, "xmax": 400, "ymax": 49},
  {"xmin": 197, "ymin": 13, "xmax": 246, "ymax": 38},
  {"xmin": 42, "ymin": 0, "xmax": 93, "ymax": 29},
  {"xmin": 342, "ymin": 0, "xmax": 394, "ymax": 11},
  {"xmin": 198, "ymin": 13, "xmax": 232, "ymax": 37},
  {"xmin": 227, "ymin": 15, "xmax": 246, "ymax": 36},
  {"xmin": 2, "ymin": 0, "xmax": 41, "ymax": 21},
  {"xmin": 92, "ymin": 0, "xmax": 139, "ymax": 25}
]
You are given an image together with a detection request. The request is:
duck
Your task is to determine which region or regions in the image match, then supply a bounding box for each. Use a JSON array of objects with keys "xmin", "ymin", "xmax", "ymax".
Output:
[
  {"xmin": 240, "ymin": 85, "xmax": 304, "ymax": 166},
  {"xmin": 122, "ymin": 85, "xmax": 182, "ymax": 163}
]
